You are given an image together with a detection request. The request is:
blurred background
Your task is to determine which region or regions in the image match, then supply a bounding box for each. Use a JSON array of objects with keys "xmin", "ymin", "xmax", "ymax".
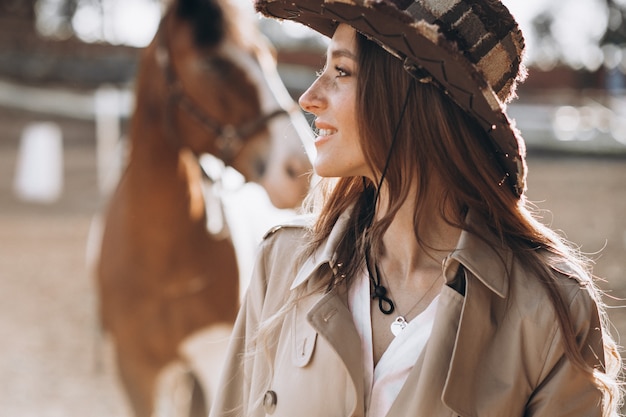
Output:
[{"xmin": 0, "ymin": 0, "xmax": 625, "ymax": 415}]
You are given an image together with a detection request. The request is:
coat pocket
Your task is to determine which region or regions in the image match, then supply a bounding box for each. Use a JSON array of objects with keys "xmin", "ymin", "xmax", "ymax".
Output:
[{"xmin": 291, "ymin": 304, "xmax": 317, "ymax": 367}]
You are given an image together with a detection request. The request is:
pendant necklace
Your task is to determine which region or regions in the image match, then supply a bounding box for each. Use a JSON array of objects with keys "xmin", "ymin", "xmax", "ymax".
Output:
[
  {"xmin": 388, "ymin": 272, "xmax": 442, "ymax": 337},
  {"xmin": 368, "ymin": 249, "xmax": 442, "ymax": 337}
]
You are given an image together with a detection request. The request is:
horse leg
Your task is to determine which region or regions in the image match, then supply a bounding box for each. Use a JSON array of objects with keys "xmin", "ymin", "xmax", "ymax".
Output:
[
  {"xmin": 178, "ymin": 323, "xmax": 233, "ymax": 408},
  {"xmin": 116, "ymin": 348, "xmax": 160, "ymax": 417},
  {"xmin": 150, "ymin": 360, "xmax": 207, "ymax": 417}
]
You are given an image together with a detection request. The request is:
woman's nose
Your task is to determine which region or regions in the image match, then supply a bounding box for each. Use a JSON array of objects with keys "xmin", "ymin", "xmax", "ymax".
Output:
[{"xmin": 299, "ymin": 79, "xmax": 325, "ymax": 114}]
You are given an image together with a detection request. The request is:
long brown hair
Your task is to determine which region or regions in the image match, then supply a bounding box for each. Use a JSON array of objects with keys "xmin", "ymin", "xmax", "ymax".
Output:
[{"xmin": 303, "ymin": 32, "xmax": 622, "ymax": 413}]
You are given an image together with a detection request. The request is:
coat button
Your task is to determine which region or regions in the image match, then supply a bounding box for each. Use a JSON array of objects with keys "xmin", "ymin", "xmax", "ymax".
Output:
[{"xmin": 263, "ymin": 390, "xmax": 277, "ymax": 414}]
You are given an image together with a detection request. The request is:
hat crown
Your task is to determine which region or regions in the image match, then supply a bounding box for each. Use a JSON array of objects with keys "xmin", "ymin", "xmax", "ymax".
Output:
[{"xmin": 393, "ymin": 0, "xmax": 526, "ymax": 103}]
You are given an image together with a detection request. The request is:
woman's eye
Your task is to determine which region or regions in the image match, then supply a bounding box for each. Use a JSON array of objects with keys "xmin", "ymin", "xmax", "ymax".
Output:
[
  {"xmin": 335, "ymin": 66, "xmax": 349, "ymax": 77},
  {"xmin": 314, "ymin": 65, "xmax": 351, "ymax": 79}
]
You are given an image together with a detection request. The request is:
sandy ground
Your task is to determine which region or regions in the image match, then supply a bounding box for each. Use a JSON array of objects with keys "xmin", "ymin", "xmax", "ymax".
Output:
[{"xmin": 0, "ymin": 107, "xmax": 625, "ymax": 416}]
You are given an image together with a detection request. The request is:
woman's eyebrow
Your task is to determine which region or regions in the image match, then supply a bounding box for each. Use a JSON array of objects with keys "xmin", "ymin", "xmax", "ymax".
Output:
[{"xmin": 329, "ymin": 48, "xmax": 357, "ymax": 61}]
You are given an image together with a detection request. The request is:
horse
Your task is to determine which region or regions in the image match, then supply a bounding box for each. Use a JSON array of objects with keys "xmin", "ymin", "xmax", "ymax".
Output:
[{"xmin": 94, "ymin": 0, "xmax": 313, "ymax": 415}]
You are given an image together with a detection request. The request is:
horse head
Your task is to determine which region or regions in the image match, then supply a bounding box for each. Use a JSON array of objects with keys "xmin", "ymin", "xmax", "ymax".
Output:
[{"xmin": 142, "ymin": 0, "xmax": 313, "ymax": 209}]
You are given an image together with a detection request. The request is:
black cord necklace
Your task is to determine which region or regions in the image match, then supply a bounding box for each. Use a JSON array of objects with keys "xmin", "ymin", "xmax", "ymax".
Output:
[
  {"xmin": 364, "ymin": 78, "xmax": 414, "ymax": 316},
  {"xmin": 366, "ymin": 249, "xmax": 395, "ymax": 314}
]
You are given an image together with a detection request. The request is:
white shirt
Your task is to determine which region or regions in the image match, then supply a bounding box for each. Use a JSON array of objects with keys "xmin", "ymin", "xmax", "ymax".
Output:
[{"xmin": 348, "ymin": 270, "xmax": 439, "ymax": 417}]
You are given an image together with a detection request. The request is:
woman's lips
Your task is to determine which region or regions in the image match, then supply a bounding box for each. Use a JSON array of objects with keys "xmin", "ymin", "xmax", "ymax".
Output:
[{"xmin": 314, "ymin": 122, "xmax": 337, "ymax": 144}]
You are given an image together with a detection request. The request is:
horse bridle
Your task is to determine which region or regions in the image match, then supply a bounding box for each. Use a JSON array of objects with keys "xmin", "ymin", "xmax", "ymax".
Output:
[{"xmin": 154, "ymin": 20, "xmax": 290, "ymax": 165}]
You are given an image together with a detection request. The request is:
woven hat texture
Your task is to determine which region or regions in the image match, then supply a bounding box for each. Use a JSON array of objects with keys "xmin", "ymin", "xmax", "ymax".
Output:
[{"xmin": 257, "ymin": 0, "xmax": 529, "ymax": 197}]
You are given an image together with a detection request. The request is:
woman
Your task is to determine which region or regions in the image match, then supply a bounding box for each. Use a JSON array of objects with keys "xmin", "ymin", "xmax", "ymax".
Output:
[{"xmin": 210, "ymin": 0, "xmax": 623, "ymax": 416}]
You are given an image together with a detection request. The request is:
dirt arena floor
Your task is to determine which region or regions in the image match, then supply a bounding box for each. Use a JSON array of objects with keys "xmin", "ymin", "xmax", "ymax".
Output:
[{"xmin": 1, "ymin": 107, "xmax": 625, "ymax": 416}]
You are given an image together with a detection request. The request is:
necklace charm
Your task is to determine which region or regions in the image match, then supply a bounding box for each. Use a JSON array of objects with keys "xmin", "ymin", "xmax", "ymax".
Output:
[{"xmin": 390, "ymin": 316, "xmax": 408, "ymax": 337}]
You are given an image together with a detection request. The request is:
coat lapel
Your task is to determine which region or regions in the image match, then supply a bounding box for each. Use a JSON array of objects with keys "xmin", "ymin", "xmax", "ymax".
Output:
[
  {"xmin": 386, "ymin": 285, "xmax": 465, "ymax": 416},
  {"xmin": 307, "ymin": 288, "xmax": 366, "ymax": 417},
  {"xmin": 439, "ymin": 214, "xmax": 514, "ymax": 415},
  {"xmin": 288, "ymin": 207, "xmax": 365, "ymax": 414}
]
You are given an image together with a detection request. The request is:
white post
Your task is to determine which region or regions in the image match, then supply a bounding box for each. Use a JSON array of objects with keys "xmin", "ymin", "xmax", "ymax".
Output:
[
  {"xmin": 13, "ymin": 122, "xmax": 64, "ymax": 203},
  {"xmin": 94, "ymin": 85, "xmax": 122, "ymax": 196}
]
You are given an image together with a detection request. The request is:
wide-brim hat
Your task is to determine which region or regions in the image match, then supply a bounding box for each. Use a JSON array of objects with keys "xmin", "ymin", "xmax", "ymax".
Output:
[{"xmin": 256, "ymin": 0, "xmax": 528, "ymax": 197}]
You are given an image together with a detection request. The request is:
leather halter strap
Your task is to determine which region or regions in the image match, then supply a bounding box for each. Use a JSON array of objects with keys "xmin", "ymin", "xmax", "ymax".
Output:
[{"xmin": 154, "ymin": 18, "xmax": 290, "ymax": 165}]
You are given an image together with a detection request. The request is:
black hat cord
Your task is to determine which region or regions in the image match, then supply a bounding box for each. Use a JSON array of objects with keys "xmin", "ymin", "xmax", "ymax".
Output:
[{"xmin": 366, "ymin": 79, "xmax": 414, "ymax": 316}]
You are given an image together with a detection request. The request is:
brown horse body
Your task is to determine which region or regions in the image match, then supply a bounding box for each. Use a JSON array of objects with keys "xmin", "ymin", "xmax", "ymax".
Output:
[{"xmin": 96, "ymin": 0, "xmax": 312, "ymax": 415}]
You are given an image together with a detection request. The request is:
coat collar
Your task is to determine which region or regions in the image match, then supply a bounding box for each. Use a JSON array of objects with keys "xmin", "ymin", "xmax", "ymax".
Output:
[
  {"xmin": 289, "ymin": 208, "xmax": 353, "ymax": 290},
  {"xmin": 443, "ymin": 210, "xmax": 513, "ymax": 298},
  {"xmin": 290, "ymin": 206, "xmax": 514, "ymax": 298}
]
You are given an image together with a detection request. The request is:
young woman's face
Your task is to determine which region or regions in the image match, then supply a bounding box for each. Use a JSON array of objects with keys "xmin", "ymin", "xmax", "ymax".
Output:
[{"xmin": 299, "ymin": 24, "xmax": 370, "ymax": 178}]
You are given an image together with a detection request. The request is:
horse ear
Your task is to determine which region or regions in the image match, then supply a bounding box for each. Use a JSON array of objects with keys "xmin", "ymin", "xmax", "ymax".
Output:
[{"xmin": 176, "ymin": 0, "xmax": 225, "ymax": 47}]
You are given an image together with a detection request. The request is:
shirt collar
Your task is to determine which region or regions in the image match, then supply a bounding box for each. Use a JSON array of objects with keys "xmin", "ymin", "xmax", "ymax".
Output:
[{"xmin": 291, "ymin": 206, "xmax": 513, "ymax": 298}]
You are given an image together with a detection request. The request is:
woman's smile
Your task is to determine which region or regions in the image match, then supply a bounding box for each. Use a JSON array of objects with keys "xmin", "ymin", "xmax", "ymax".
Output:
[
  {"xmin": 314, "ymin": 122, "xmax": 338, "ymax": 145},
  {"xmin": 299, "ymin": 24, "xmax": 367, "ymax": 178}
]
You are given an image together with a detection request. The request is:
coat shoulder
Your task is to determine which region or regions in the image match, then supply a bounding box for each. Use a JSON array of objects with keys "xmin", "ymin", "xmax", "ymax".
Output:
[
  {"xmin": 262, "ymin": 214, "xmax": 314, "ymax": 240},
  {"xmin": 257, "ymin": 214, "xmax": 314, "ymax": 281}
]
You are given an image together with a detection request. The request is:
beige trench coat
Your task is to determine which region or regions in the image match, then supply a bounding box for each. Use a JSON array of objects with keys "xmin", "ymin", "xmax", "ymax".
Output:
[{"xmin": 209, "ymin": 209, "xmax": 606, "ymax": 417}]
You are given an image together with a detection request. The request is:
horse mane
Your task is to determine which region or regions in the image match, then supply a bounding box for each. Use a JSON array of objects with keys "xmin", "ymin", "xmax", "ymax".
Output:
[{"xmin": 175, "ymin": 0, "xmax": 251, "ymax": 48}]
